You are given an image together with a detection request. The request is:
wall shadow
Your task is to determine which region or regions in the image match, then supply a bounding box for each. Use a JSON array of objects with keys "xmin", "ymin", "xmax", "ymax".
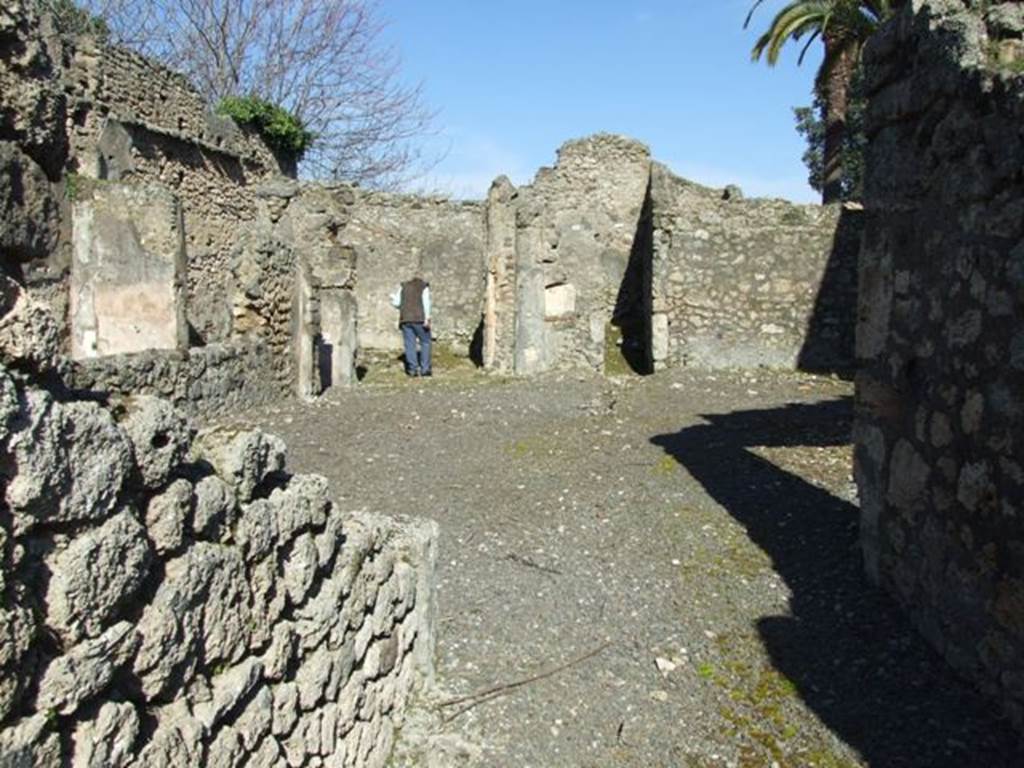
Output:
[
  {"xmin": 469, "ymin": 317, "xmax": 485, "ymax": 368},
  {"xmin": 796, "ymin": 207, "xmax": 863, "ymax": 379},
  {"xmin": 125, "ymin": 124, "xmax": 248, "ymax": 184},
  {"xmin": 610, "ymin": 178, "xmax": 654, "ymax": 375},
  {"xmin": 317, "ymin": 337, "xmax": 334, "ymax": 390},
  {"xmin": 651, "ymin": 400, "xmax": 1023, "ymax": 766}
]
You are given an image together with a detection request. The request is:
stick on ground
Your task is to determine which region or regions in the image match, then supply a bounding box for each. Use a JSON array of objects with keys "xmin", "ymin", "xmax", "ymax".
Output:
[{"xmin": 438, "ymin": 641, "xmax": 612, "ymax": 723}]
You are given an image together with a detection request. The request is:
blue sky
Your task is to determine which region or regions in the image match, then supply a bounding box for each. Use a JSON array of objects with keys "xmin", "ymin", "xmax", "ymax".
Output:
[{"xmin": 379, "ymin": 0, "xmax": 826, "ymax": 203}]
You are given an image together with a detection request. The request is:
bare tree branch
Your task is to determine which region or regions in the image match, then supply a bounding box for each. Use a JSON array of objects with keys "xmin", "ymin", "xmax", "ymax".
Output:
[{"xmin": 74, "ymin": 0, "xmax": 436, "ymax": 188}]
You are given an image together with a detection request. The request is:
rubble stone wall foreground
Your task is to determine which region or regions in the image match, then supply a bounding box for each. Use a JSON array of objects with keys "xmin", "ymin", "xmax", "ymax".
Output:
[
  {"xmin": 856, "ymin": 0, "xmax": 1024, "ymax": 730},
  {"xmin": 0, "ymin": 283, "xmax": 439, "ymax": 767}
]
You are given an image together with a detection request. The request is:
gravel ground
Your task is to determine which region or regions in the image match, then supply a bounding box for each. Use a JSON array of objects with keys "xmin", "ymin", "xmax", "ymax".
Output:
[{"xmin": 223, "ymin": 362, "xmax": 1024, "ymax": 768}]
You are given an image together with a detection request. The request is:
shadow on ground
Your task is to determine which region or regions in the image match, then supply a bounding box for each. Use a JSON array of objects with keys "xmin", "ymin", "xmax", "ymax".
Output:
[{"xmin": 651, "ymin": 399, "xmax": 1024, "ymax": 767}]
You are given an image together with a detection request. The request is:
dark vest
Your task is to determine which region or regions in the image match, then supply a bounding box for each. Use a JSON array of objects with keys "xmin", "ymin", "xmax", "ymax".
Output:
[{"xmin": 399, "ymin": 278, "xmax": 426, "ymax": 324}]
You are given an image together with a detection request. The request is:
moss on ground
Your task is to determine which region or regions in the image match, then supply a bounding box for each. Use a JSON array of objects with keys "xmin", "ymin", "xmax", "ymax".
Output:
[
  {"xmin": 663, "ymin": 504, "xmax": 773, "ymax": 580},
  {"xmin": 506, "ymin": 434, "xmax": 558, "ymax": 459},
  {"xmin": 660, "ymin": 497, "xmax": 856, "ymax": 764},
  {"xmin": 651, "ymin": 455, "xmax": 678, "ymax": 476},
  {"xmin": 429, "ymin": 342, "xmax": 476, "ymax": 372},
  {"xmin": 691, "ymin": 633, "xmax": 858, "ymax": 768},
  {"xmin": 604, "ymin": 323, "xmax": 632, "ymax": 377},
  {"xmin": 356, "ymin": 343, "xmax": 486, "ymax": 387}
]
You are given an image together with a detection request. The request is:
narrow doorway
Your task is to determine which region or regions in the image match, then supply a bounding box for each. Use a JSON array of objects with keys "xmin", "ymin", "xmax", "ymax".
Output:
[{"xmin": 608, "ymin": 179, "xmax": 654, "ymax": 375}]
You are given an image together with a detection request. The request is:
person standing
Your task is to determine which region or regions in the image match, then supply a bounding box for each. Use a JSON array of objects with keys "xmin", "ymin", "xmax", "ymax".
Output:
[{"xmin": 391, "ymin": 276, "xmax": 432, "ymax": 376}]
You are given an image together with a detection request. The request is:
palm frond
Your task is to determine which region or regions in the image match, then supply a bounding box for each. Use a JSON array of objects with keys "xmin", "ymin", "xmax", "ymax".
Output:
[
  {"xmin": 752, "ymin": 1, "xmax": 830, "ymax": 65},
  {"xmin": 748, "ymin": 0, "xmax": 888, "ymax": 67},
  {"xmin": 798, "ymin": 29, "xmax": 822, "ymax": 65}
]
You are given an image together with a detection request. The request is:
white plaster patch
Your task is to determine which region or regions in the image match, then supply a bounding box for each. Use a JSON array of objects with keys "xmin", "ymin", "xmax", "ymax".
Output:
[{"xmin": 544, "ymin": 284, "xmax": 576, "ymax": 319}]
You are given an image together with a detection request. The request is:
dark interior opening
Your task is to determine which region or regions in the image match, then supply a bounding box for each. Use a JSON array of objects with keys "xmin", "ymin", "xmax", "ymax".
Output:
[
  {"xmin": 318, "ymin": 335, "xmax": 334, "ymax": 390},
  {"xmin": 609, "ymin": 177, "xmax": 655, "ymax": 375}
]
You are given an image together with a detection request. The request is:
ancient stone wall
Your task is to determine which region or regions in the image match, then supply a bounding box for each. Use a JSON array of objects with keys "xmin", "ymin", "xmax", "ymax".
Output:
[
  {"xmin": 70, "ymin": 181, "xmax": 189, "ymax": 359},
  {"xmin": 90, "ymin": 119, "xmax": 273, "ymax": 344},
  {"xmin": 243, "ymin": 138, "xmax": 855, "ymax": 380},
  {"xmin": 73, "ymin": 42, "xmax": 283, "ymax": 174},
  {"xmin": 233, "ymin": 181, "xmax": 358, "ymax": 398},
  {"xmin": 66, "ymin": 34, "xmax": 289, "ymax": 343},
  {"xmin": 482, "ymin": 177, "xmax": 519, "ymax": 371},
  {"xmin": 2, "ymin": 1, "xmax": 289, "ymax": 347},
  {"xmin": 235, "ymin": 180, "xmax": 483, "ymax": 376},
  {"xmin": 0, "ymin": 281, "xmax": 438, "ymax": 767},
  {"xmin": 62, "ymin": 177, "xmax": 301, "ymax": 412},
  {"xmin": 650, "ymin": 165, "xmax": 860, "ymax": 372},
  {"xmin": 856, "ymin": 0, "xmax": 1024, "ymax": 730},
  {"xmin": 4, "ymin": 1, "xmax": 860, "ymax": 405},
  {"xmin": 2, "ymin": 1, "xmax": 367, "ymax": 413},
  {"xmin": 0, "ymin": 3, "xmax": 71, "ymax": 326},
  {"xmin": 510, "ymin": 134, "xmax": 652, "ymax": 375},
  {"xmin": 478, "ymin": 135, "xmax": 857, "ymax": 377},
  {"xmin": 343, "ymin": 190, "xmax": 486, "ymax": 354},
  {"xmin": 67, "ymin": 343, "xmax": 284, "ymax": 419}
]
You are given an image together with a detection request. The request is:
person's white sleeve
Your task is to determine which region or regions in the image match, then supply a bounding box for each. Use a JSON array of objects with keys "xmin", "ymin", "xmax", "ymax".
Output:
[
  {"xmin": 390, "ymin": 287, "xmax": 401, "ymax": 308},
  {"xmin": 423, "ymin": 286, "xmax": 431, "ymax": 319}
]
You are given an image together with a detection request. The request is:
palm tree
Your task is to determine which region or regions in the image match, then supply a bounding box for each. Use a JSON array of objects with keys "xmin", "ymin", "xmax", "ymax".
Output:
[{"xmin": 746, "ymin": 0, "xmax": 893, "ymax": 203}]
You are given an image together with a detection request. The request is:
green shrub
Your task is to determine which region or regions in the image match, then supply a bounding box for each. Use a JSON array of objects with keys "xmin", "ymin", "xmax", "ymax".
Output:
[{"xmin": 216, "ymin": 95, "xmax": 315, "ymax": 160}]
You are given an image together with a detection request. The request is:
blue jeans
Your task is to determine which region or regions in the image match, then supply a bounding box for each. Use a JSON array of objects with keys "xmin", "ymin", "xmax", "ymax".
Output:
[{"xmin": 401, "ymin": 323, "xmax": 431, "ymax": 374}]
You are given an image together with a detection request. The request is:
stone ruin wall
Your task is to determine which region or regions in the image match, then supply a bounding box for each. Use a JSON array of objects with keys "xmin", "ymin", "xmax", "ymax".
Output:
[
  {"xmin": 2, "ymin": 0, "xmax": 288, "ymax": 343},
  {"xmin": 325, "ymin": 133, "xmax": 857, "ymax": 379},
  {"xmin": 509, "ymin": 135, "xmax": 652, "ymax": 375},
  {"xmin": 1, "ymin": 2, "xmax": 304, "ymax": 416},
  {"xmin": 475, "ymin": 134, "xmax": 859, "ymax": 377},
  {"xmin": 67, "ymin": 29, "xmax": 289, "ymax": 344},
  {"xmin": 66, "ymin": 342, "xmax": 281, "ymax": 419},
  {"xmin": 231, "ymin": 181, "xmax": 359, "ymax": 400},
  {"xmin": 0, "ymin": 279, "xmax": 438, "ymax": 768},
  {"xmin": 855, "ymin": 0, "xmax": 1024, "ymax": 730},
  {"xmin": 4, "ymin": 3, "xmax": 860, "ymax": 416},
  {"xmin": 60, "ymin": 170, "xmax": 292, "ymax": 416},
  {"xmin": 482, "ymin": 177, "xmax": 518, "ymax": 371},
  {"xmin": 651, "ymin": 165, "xmax": 860, "ymax": 373},
  {"xmin": 342, "ymin": 190, "xmax": 486, "ymax": 356}
]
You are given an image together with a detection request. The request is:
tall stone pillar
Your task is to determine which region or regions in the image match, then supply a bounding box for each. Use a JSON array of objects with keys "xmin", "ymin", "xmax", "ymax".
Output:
[
  {"xmin": 319, "ymin": 288, "xmax": 358, "ymax": 388},
  {"xmin": 483, "ymin": 176, "xmax": 518, "ymax": 371},
  {"xmin": 292, "ymin": 261, "xmax": 320, "ymax": 399},
  {"xmin": 513, "ymin": 226, "xmax": 548, "ymax": 376}
]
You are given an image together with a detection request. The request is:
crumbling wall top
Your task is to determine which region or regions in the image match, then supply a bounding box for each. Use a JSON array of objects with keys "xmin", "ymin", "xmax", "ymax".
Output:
[{"xmin": 68, "ymin": 34, "xmax": 288, "ymax": 175}]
